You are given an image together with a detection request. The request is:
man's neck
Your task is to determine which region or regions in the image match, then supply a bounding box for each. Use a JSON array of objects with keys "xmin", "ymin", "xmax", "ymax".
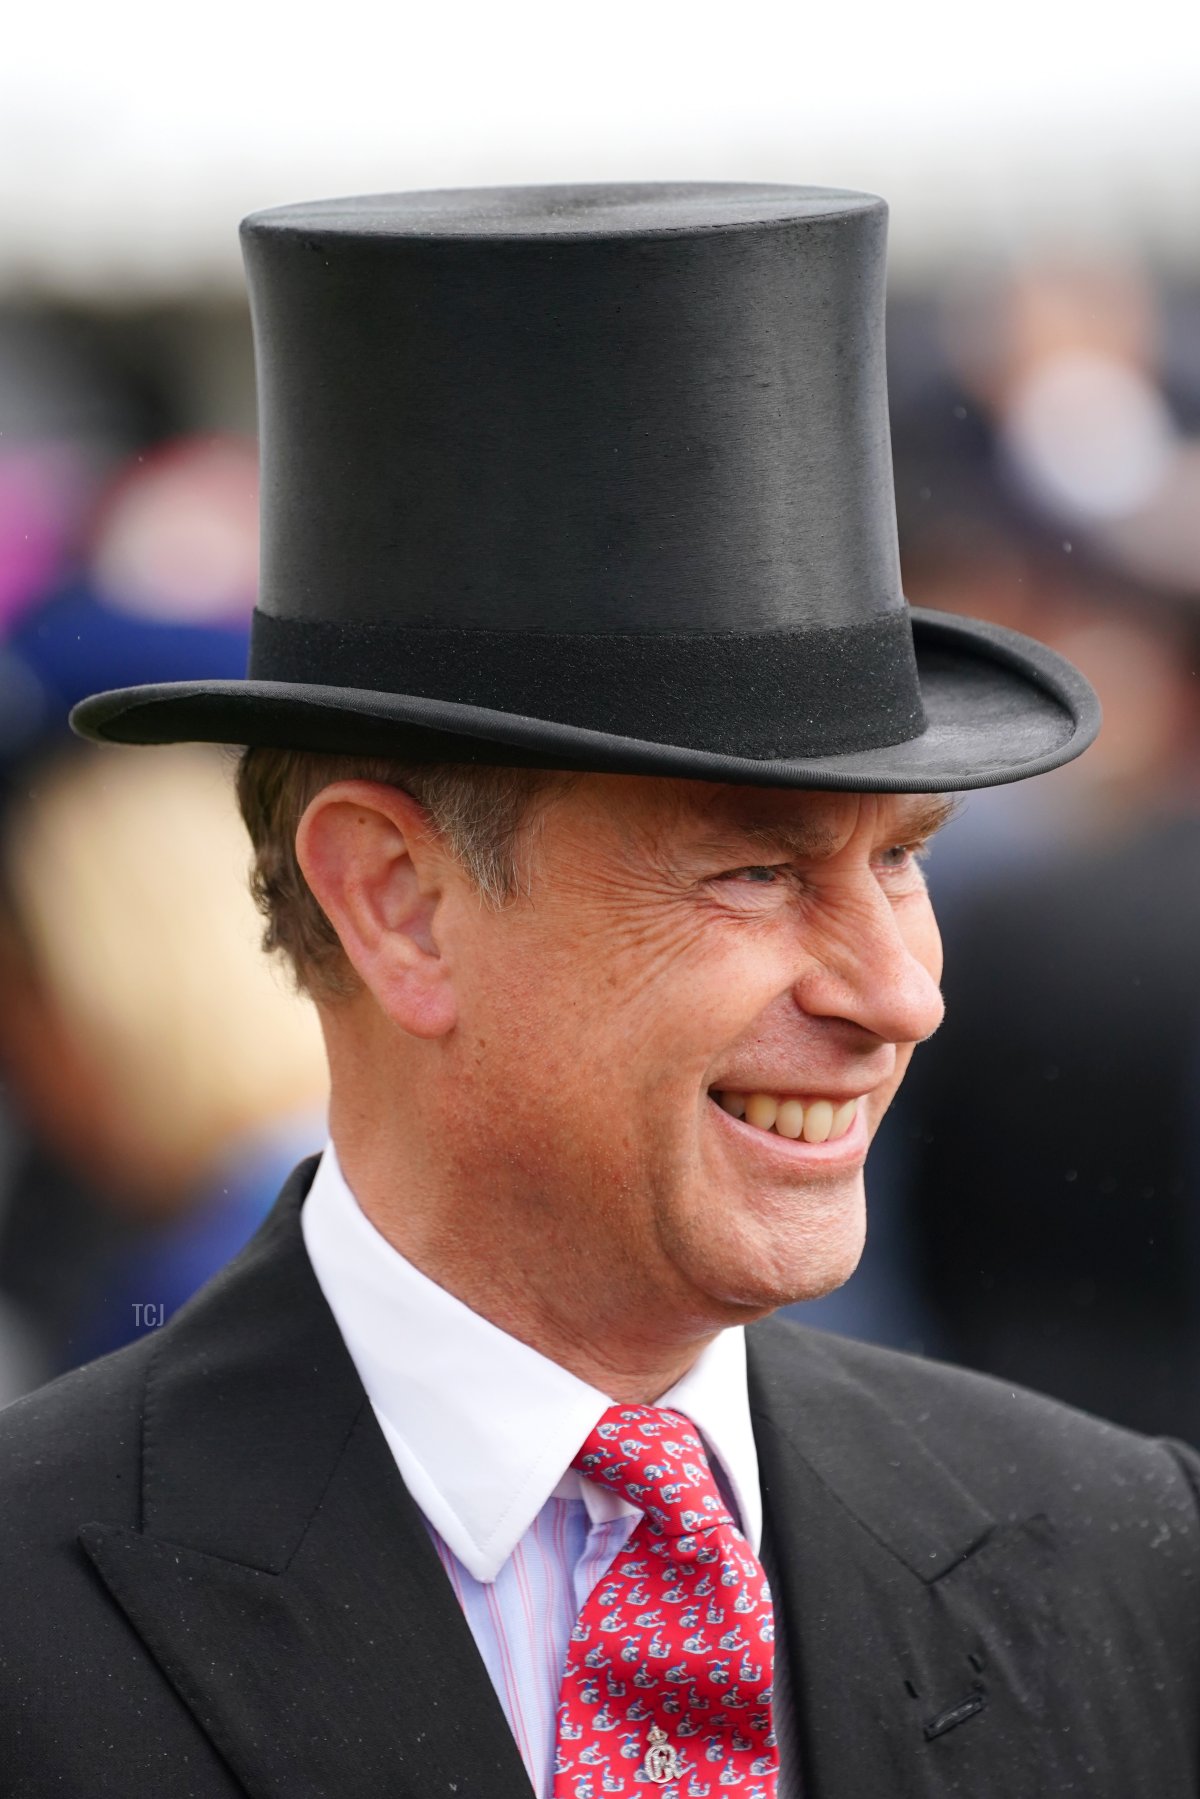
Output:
[{"xmin": 329, "ymin": 1138, "xmax": 722, "ymax": 1405}]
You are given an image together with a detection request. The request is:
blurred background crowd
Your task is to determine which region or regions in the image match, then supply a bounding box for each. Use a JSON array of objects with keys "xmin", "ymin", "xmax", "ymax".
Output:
[{"xmin": 2, "ymin": 0, "xmax": 1198, "ymax": 1438}]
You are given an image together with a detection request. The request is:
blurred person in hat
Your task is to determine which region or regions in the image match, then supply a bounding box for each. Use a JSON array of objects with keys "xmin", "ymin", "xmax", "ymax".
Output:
[
  {"xmin": 875, "ymin": 275, "xmax": 1200, "ymax": 1441},
  {"xmin": 0, "ymin": 334, "xmax": 157, "ymax": 1392},
  {"xmin": 0, "ymin": 439, "xmax": 327, "ymax": 1383},
  {"xmin": 0, "ymin": 184, "xmax": 1196, "ymax": 1799}
]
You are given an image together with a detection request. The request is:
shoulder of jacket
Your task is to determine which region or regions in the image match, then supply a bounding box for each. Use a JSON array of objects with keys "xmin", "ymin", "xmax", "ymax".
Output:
[
  {"xmin": 749, "ymin": 1315, "xmax": 1199, "ymax": 1528},
  {"xmin": 0, "ymin": 1332, "xmax": 156, "ymax": 1524}
]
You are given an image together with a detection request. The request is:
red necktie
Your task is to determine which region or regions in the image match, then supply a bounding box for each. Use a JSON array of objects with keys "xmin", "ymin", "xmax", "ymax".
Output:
[{"xmin": 553, "ymin": 1403, "xmax": 778, "ymax": 1799}]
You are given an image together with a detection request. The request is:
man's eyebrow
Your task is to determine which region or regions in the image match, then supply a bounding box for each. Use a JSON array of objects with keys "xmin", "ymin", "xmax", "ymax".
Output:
[
  {"xmin": 700, "ymin": 794, "xmax": 961, "ymax": 862},
  {"xmin": 881, "ymin": 794, "xmax": 962, "ymax": 842},
  {"xmin": 733, "ymin": 819, "xmax": 842, "ymax": 859}
]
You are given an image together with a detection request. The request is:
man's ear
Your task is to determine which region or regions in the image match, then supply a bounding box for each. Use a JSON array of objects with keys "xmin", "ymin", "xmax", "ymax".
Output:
[{"xmin": 294, "ymin": 780, "xmax": 457, "ymax": 1037}]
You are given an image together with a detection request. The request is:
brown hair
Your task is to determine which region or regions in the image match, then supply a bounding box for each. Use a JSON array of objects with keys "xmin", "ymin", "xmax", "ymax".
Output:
[{"xmin": 235, "ymin": 746, "xmax": 568, "ymax": 1000}]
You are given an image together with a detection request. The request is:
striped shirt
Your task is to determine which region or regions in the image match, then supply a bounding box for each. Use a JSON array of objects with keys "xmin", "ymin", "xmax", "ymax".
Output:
[
  {"xmin": 429, "ymin": 1491, "xmax": 638, "ymax": 1781},
  {"xmin": 302, "ymin": 1144, "xmax": 798, "ymax": 1797}
]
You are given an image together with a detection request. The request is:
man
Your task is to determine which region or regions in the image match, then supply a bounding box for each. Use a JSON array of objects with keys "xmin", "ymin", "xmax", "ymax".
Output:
[{"xmin": 2, "ymin": 184, "xmax": 1197, "ymax": 1797}]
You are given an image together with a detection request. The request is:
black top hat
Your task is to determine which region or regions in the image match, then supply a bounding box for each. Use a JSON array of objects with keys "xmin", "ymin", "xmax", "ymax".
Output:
[{"xmin": 72, "ymin": 182, "xmax": 1099, "ymax": 792}]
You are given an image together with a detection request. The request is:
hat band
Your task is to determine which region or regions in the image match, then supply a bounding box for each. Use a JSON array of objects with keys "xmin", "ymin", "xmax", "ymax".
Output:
[{"xmin": 248, "ymin": 609, "xmax": 926, "ymax": 761}]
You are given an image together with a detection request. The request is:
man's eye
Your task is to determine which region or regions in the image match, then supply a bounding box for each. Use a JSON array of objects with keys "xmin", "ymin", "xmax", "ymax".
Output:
[
  {"xmin": 718, "ymin": 865, "xmax": 783, "ymax": 885},
  {"xmin": 876, "ymin": 843, "xmax": 927, "ymax": 871}
]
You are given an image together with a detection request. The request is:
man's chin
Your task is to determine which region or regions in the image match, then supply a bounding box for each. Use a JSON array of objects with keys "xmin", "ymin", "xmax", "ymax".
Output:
[{"xmin": 678, "ymin": 1183, "xmax": 868, "ymax": 1317}]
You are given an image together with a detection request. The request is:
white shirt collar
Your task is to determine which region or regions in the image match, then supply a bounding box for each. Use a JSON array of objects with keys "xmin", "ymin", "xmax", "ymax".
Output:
[{"xmin": 300, "ymin": 1143, "xmax": 763, "ymax": 1581}]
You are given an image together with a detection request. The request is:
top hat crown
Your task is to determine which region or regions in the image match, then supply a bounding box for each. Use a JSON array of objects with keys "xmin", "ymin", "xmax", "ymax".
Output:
[{"xmin": 72, "ymin": 182, "xmax": 1098, "ymax": 791}]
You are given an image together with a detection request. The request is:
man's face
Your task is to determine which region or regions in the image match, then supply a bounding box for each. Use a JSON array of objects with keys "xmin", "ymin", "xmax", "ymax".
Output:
[{"xmin": 428, "ymin": 775, "xmax": 949, "ymax": 1329}]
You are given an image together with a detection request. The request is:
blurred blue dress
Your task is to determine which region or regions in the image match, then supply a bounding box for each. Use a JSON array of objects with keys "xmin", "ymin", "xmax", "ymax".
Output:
[{"xmin": 65, "ymin": 1117, "xmax": 322, "ymax": 1368}]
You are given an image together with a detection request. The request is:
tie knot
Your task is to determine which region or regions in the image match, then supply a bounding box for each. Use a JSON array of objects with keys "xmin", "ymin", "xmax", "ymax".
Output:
[{"xmin": 573, "ymin": 1403, "xmax": 735, "ymax": 1539}]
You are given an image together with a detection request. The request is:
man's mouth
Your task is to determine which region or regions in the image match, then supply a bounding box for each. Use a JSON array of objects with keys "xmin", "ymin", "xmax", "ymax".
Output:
[{"xmin": 708, "ymin": 1090, "xmax": 861, "ymax": 1145}]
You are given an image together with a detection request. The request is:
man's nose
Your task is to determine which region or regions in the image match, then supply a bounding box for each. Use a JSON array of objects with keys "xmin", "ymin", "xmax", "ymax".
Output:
[{"xmin": 793, "ymin": 883, "xmax": 945, "ymax": 1048}]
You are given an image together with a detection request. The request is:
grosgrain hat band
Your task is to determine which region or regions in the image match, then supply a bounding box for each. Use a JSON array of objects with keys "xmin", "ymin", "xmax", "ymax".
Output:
[{"xmin": 248, "ymin": 609, "xmax": 926, "ymax": 762}]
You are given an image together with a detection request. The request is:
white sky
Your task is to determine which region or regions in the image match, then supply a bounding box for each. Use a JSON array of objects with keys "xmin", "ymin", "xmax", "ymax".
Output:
[{"xmin": 3, "ymin": 0, "xmax": 1199, "ymax": 291}]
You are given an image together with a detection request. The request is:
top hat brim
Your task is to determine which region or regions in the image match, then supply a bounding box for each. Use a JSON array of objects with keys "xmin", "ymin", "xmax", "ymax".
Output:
[{"xmin": 69, "ymin": 608, "xmax": 1099, "ymax": 796}]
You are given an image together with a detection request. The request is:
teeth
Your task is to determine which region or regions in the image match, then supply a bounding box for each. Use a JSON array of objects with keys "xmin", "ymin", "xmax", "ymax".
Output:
[
  {"xmin": 831, "ymin": 1098, "xmax": 858, "ymax": 1137},
  {"xmin": 744, "ymin": 1093, "xmax": 778, "ymax": 1131},
  {"xmin": 775, "ymin": 1099, "xmax": 805, "ymax": 1140},
  {"xmin": 802, "ymin": 1099, "xmax": 833, "ymax": 1144},
  {"xmin": 715, "ymin": 1091, "xmax": 860, "ymax": 1144}
]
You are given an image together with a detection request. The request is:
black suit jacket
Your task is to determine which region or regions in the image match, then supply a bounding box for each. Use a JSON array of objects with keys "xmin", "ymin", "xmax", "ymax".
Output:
[{"xmin": 3, "ymin": 1159, "xmax": 1200, "ymax": 1797}]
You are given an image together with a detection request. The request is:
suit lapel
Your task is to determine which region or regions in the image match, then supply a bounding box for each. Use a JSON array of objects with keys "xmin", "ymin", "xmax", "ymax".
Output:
[
  {"xmin": 80, "ymin": 1160, "xmax": 533, "ymax": 1799},
  {"xmin": 748, "ymin": 1320, "xmax": 1054, "ymax": 1799}
]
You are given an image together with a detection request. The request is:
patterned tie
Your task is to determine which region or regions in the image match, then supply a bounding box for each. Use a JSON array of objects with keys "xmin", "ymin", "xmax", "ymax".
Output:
[{"xmin": 553, "ymin": 1404, "xmax": 778, "ymax": 1799}]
